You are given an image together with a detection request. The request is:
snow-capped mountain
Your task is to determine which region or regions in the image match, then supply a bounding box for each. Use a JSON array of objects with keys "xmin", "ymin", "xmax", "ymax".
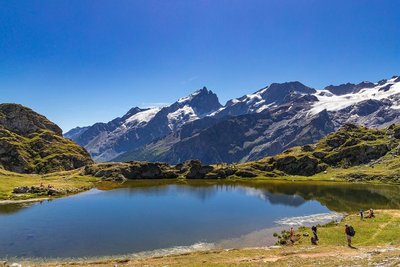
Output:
[
  {"xmin": 65, "ymin": 87, "xmax": 221, "ymax": 161},
  {"xmin": 210, "ymin": 81, "xmax": 316, "ymax": 117},
  {"xmin": 66, "ymin": 76, "xmax": 400, "ymax": 164}
]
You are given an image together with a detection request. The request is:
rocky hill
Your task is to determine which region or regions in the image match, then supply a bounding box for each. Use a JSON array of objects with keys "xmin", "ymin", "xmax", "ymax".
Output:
[{"xmin": 0, "ymin": 104, "xmax": 93, "ymax": 174}]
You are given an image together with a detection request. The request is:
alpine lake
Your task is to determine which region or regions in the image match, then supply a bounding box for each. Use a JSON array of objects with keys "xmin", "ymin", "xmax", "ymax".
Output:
[{"xmin": 0, "ymin": 179, "xmax": 399, "ymax": 259}]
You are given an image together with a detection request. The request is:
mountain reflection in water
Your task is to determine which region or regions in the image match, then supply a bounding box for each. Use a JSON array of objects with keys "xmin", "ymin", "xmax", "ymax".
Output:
[{"xmin": 110, "ymin": 180, "xmax": 400, "ymax": 212}]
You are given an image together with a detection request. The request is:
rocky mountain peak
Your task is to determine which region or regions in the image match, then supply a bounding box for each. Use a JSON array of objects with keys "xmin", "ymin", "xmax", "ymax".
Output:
[
  {"xmin": 325, "ymin": 81, "xmax": 375, "ymax": 95},
  {"xmin": 261, "ymin": 81, "xmax": 316, "ymax": 104},
  {"xmin": 177, "ymin": 87, "xmax": 222, "ymax": 115}
]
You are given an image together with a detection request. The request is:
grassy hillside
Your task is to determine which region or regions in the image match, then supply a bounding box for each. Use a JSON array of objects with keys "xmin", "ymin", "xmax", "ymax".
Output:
[
  {"xmin": 71, "ymin": 124, "xmax": 400, "ymax": 185},
  {"xmin": 230, "ymin": 124, "xmax": 400, "ymax": 183}
]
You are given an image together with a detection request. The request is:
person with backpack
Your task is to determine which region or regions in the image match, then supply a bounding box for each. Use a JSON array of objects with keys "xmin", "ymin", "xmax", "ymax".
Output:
[
  {"xmin": 367, "ymin": 208, "xmax": 375, "ymax": 218},
  {"xmin": 289, "ymin": 227, "xmax": 295, "ymax": 244},
  {"xmin": 311, "ymin": 225, "xmax": 318, "ymax": 241},
  {"xmin": 311, "ymin": 235, "xmax": 318, "ymax": 245},
  {"xmin": 345, "ymin": 224, "xmax": 355, "ymax": 247}
]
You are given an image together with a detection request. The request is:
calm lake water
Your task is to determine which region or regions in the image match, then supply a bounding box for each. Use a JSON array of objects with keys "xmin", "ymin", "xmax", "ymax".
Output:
[{"xmin": 0, "ymin": 180, "xmax": 399, "ymax": 258}]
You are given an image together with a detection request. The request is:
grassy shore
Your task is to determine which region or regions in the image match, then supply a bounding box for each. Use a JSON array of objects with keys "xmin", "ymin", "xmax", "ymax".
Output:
[
  {"xmin": 1, "ymin": 164, "xmax": 399, "ymax": 202},
  {"xmin": 6, "ymin": 210, "xmax": 399, "ymax": 266},
  {"xmin": 0, "ymin": 168, "xmax": 98, "ymax": 201}
]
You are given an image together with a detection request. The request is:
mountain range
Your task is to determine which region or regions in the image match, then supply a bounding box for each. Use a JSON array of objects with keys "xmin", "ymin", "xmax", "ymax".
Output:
[{"xmin": 65, "ymin": 76, "xmax": 400, "ymax": 164}]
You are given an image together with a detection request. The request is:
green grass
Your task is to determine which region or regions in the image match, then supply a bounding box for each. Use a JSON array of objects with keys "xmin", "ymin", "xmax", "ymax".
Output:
[
  {"xmin": 297, "ymin": 210, "xmax": 400, "ymax": 247},
  {"xmin": 0, "ymin": 168, "xmax": 99, "ymax": 200},
  {"xmin": 221, "ymin": 124, "xmax": 400, "ymax": 183}
]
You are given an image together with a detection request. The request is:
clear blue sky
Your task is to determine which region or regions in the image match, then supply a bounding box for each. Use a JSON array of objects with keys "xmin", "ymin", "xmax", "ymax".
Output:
[{"xmin": 0, "ymin": 0, "xmax": 399, "ymax": 132}]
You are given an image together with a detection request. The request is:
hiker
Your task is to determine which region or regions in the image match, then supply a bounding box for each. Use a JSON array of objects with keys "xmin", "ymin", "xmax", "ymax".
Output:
[
  {"xmin": 311, "ymin": 235, "xmax": 318, "ymax": 245},
  {"xmin": 360, "ymin": 209, "xmax": 364, "ymax": 220},
  {"xmin": 311, "ymin": 225, "xmax": 318, "ymax": 241},
  {"xmin": 367, "ymin": 208, "xmax": 375, "ymax": 218},
  {"xmin": 290, "ymin": 227, "xmax": 295, "ymax": 244},
  {"xmin": 345, "ymin": 224, "xmax": 355, "ymax": 247}
]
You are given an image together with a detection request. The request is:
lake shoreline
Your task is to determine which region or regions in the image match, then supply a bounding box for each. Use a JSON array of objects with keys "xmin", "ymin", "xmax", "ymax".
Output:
[
  {"xmin": 0, "ymin": 211, "xmax": 346, "ymax": 262},
  {"xmin": 2, "ymin": 172, "xmax": 399, "ymax": 202},
  {"xmin": 0, "ymin": 197, "xmax": 49, "ymax": 205},
  {"xmin": 3, "ymin": 210, "xmax": 399, "ymax": 266}
]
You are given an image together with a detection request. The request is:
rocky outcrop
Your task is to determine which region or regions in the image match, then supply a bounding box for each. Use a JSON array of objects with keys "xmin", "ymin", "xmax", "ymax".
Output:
[
  {"xmin": 84, "ymin": 162, "xmax": 179, "ymax": 180},
  {"xmin": 0, "ymin": 103, "xmax": 93, "ymax": 174},
  {"xmin": 323, "ymin": 144, "xmax": 389, "ymax": 166},
  {"xmin": 0, "ymin": 104, "xmax": 62, "ymax": 136},
  {"xmin": 238, "ymin": 123, "xmax": 397, "ymax": 177},
  {"xmin": 84, "ymin": 160, "xmax": 240, "ymax": 180},
  {"xmin": 274, "ymin": 155, "xmax": 326, "ymax": 176},
  {"xmin": 13, "ymin": 185, "xmax": 62, "ymax": 196}
]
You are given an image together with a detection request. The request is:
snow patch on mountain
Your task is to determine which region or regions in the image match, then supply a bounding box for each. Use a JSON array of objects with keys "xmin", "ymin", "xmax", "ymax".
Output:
[
  {"xmin": 167, "ymin": 105, "xmax": 199, "ymax": 130},
  {"xmin": 256, "ymin": 103, "xmax": 273, "ymax": 112},
  {"xmin": 234, "ymin": 87, "xmax": 268, "ymax": 106},
  {"xmin": 125, "ymin": 107, "xmax": 160, "ymax": 125},
  {"xmin": 177, "ymin": 89, "xmax": 203, "ymax": 103},
  {"xmin": 310, "ymin": 77, "xmax": 400, "ymax": 115}
]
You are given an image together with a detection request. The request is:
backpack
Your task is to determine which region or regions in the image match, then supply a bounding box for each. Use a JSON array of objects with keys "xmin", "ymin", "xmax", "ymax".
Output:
[{"xmin": 348, "ymin": 226, "xmax": 356, "ymax": 237}]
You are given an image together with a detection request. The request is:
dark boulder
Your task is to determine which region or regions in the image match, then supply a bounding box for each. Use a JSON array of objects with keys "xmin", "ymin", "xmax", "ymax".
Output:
[
  {"xmin": 301, "ymin": 145, "xmax": 314, "ymax": 152},
  {"xmin": 185, "ymin": 160, "xmax": 214, "ymax": 179},
  {"xmin": 323, "ymin": 144, "xmax": 389, "ymax": 166},
  {"xmin": 235, "ymin": 170, "xmax": 258, "ymax": 178},
  {"xmin": 12, "ymin": 186, "xmax": 30, "ymax": 194},
  {"xmin": 275, "ymin": 156, "xmax": 322, "ymax": 176},
  {"xmin": 84, "ymin": 162, "xmax": 180, "ymax": 180}
]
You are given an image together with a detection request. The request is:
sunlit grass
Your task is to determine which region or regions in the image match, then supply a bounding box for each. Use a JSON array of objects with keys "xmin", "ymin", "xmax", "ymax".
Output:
[
  {"xmin": 0, "ymin": 168, "xmax": 98, "ymax": 200},
  {"xmin": 298, "ymin": 210, "xmax": 400, "ymax": 247}
]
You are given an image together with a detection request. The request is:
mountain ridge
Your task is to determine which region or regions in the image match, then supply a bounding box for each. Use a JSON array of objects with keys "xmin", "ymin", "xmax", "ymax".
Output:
[
  {"xmin": 65, "ymin": 87, "xmax": 222, "ymax": 161},
  {"xmin": 66, "ymin": 75, "xmax": 400, "ymax": 164}
]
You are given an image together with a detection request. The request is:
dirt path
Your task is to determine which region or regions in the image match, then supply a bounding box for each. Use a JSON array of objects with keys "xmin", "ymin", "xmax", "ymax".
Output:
[
  {"xmin": 361, "ymin": 210, "xmax": 400, "ymax": 245},
  {"xmin": 365, "ymin": 218, "xmax": 393, "ymax": 244}
]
